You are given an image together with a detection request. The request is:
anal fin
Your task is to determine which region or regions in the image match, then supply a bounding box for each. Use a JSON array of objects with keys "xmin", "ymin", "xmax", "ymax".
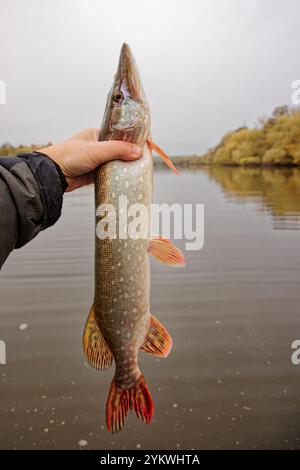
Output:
[
  {"xmin": 148, "ymin": 235, "xmax": 185, "ymax": 267},
  {"xmin": 82, "ymin": 304, "xmax": 113, "ymax": 370},
  {"xmin": 141, "ymin": 314, "xmax": 173, "ymax": 358}
]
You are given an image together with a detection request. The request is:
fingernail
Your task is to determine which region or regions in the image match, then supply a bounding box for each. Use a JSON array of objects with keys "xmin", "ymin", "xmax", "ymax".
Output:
[{"xmin": 130, "ymin": 145, "xmax": 142, "ymax": 158}]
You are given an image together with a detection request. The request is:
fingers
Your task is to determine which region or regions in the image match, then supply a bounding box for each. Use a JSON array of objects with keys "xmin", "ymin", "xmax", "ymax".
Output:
[
  {"xmin": 67, "ymin": 128, "xmax": 100, "ymax": 142},
  {"xmin": 86, "ymin": 140, "xmax": 142, "ymax": 168}
]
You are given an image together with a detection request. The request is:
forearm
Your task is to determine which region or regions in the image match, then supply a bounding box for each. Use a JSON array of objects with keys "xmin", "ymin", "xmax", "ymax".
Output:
[
  {"xmin": 0, "ymin": 152, "xmax": 67, "ymax": 268},
  {"xmin": 0, "ymin": 129, "xmax": 141, "ymax": 269}
]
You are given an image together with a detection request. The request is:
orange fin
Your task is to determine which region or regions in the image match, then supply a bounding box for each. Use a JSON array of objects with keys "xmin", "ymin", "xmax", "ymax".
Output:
[
  {"xmin": 141, "ymin": 314, "xmax": 173, "ymax": 358},
  {"xmin": 148, "ymin": 235, "xmax": 185, "ymax": 267},
  {"xmin": 146, "ymin": 139, "xmax": 179, "ymax": 175},
  {"xmin": 106, "ymin": 375, "xmax": 154, "ymax": 433},
  {"xmin": 82, "ymin": 304, "xmax": 113, "ymax": 370}
]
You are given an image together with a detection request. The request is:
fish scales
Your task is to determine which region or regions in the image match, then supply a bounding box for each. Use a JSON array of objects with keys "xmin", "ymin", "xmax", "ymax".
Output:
[{"xmin": 94, "ymin": 148, "xmax": 153, "ymax": 388}]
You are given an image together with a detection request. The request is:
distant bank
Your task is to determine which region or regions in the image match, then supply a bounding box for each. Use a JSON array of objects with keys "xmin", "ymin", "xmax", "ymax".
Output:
[
  {"xmin": 1, "ymin": 106, "xmax": 300, "ymax": 167},
  {"xmin": 157, "ymin": 106, "xmax": 300, "ymax": 168},
  {"xmin": 200, "ymin": 106, "xmax": 300, "ymax": 167}
]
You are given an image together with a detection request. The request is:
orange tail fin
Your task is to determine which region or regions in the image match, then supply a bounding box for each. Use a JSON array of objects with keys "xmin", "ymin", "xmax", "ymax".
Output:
[{"xmin": 106, "ymin": 375, "xmax": 154, "ymax": 433}]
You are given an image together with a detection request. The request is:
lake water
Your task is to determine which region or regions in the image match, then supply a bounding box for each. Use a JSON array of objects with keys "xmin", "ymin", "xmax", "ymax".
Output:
[{"xmin": 0, "ymin": 167, "xmax": 300, "ymax": 450}]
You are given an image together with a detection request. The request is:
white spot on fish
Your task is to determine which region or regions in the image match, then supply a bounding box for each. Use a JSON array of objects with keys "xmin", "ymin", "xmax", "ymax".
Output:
[
  {"xmin": 125, "ymin": 181, "xmax": 129, "ymax": 188},
  {"xmin": 78, "ymin": 439, "xmax": 88, "ymax": 447},
  {"xmin": 117, "ymin": 262, "xmax": 121, "ymax": 267},
  {"xmin": 124, "ymin": 293, "xmax": 128, "ymax": 298},
  {"xmin": 19, "ymin": 323, "xmax": 28, "ymax": 331},
  {"xmin": 115, "ymin": 175, "xmax": 119, "ymax": 181}
]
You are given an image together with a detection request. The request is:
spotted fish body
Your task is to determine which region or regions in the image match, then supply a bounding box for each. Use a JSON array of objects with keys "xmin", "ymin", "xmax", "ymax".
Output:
[
  {"xmin": 95, "ymin": 146, "xmax": 153, "ymax": 389},
  {"xmin": 83, "ymin": 44, "xmax": 184, "ymax": 433}
]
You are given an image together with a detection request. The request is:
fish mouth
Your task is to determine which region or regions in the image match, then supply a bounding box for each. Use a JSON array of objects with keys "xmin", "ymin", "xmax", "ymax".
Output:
[{"xmin": 115, "ymin": 43, "xmax": 144, "ymax": 101}]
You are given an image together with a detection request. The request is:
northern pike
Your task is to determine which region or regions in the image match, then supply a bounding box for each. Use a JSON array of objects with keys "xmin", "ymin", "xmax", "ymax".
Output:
[{"xmin": 83, "ymin": 43, "xmax": 185, "ymax": 433}]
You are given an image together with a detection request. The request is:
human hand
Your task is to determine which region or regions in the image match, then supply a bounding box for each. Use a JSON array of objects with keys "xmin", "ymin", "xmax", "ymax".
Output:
[{"xmin": 39, "ymin": 128, "xmax": 142, "ymax": 192}]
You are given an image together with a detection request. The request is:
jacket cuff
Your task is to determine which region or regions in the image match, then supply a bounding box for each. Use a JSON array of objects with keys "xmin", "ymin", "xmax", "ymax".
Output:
[{"xmin": 16, "ymin": 151, "xmax": 68, "ymax": 229}]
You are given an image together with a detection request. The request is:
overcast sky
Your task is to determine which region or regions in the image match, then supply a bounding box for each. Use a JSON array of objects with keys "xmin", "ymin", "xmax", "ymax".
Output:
[{"xmin": 0, "ymin": 0, "xmax": 299, "ymax": 154}]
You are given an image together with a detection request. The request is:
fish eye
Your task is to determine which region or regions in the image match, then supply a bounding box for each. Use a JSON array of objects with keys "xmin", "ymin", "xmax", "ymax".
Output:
[{"xmin": 113, "ymin": 91, "xmax": 124, "ymax": 104}]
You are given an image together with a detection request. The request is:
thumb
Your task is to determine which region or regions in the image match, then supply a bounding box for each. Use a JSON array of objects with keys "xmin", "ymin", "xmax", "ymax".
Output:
[{"xmin": 87, "ymin": 140, "xmax": 142, "ymax": 168}]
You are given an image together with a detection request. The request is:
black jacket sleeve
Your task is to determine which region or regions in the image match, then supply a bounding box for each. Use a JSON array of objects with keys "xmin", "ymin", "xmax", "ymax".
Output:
[{"xmin": 0, "ymin": 151, "xmax": 68, "ymax": 268}]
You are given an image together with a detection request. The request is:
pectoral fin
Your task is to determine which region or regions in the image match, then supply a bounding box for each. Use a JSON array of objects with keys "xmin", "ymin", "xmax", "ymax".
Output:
[
  {"xmin": 146, "ymin": 139, "xmax": 179, "ymax": 175},
  {"xmin": 141, "ymin": 314, "xmax": 173, "ymax": 358},
  {"xmin": 148, "ymin": 235, "xmax": 185, "ymax": 267},
  {"xmin": 82, "ymin": 304, "xmax": 113, "ymax": 370}
]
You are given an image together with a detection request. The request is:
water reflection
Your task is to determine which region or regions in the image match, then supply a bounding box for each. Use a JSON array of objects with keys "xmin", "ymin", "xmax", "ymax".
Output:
[{"xmin": 201, "ymin": 166, "xmax": 300, "ymax": 229}]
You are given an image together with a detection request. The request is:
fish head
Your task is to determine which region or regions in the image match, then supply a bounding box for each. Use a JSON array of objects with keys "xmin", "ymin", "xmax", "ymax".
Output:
[{"xmin": 100, "ymin": 43, "xmax": 151, "ymax": 146}]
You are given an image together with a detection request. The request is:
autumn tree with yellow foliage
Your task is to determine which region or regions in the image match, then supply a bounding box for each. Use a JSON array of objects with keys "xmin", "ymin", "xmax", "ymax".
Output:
[{"xmin": 201, "ymin": 106, "xmax": 300, "ymax": 166}]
